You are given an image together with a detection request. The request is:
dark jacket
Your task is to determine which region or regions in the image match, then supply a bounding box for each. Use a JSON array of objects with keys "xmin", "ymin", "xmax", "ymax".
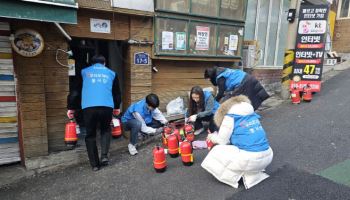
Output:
[{"xmin": 222, "ymin": 74, "xmax": 269, "ymax": 110}]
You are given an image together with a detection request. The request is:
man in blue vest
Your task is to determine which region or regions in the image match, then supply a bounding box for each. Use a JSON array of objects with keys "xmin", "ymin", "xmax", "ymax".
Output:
[
  {"xmin": 67, "ymin": 55, "xmax": 121, "ymax": 171},
  {"xmin": 204, "ymin": 66, "xmax": 269, "ymax": 110},
  {"xmin": 121, "ymin": 94, "xmax": 167, "ymax": 155}
]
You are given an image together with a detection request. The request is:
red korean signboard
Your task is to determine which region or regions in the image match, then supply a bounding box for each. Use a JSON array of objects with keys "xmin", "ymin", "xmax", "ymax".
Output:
[{"xmin": 290, "ymin": 5, "xmax": 329, "ymax": 92}]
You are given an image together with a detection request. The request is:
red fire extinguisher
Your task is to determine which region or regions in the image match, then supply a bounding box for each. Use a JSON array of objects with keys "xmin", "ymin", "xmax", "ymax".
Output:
[
  {"xmin": 111, "ymin": 117, "xmax": 122, "ymax": 138},
  {"xmin": 161, "ymin": 126, "xmax": 172, "ymax": 147},
  {"xmin": 65, "ymin": 119, "xmax": 78, "ymax": 145},
  {"xmin": 180, "ymin": 140, "xmax": 194, "ymax": 166},
  {"xmin": 173, "ymin": 129, "xmax": 182, "ymax": 142},
  {"xmin": 303, "ymin": 84, "xmax": 313, "ymax": 102},
  {"xmin": 153, "ymin": 146, "xmax": 167, "ymax": 173},
  {"xmin": 167, "ymin": 134, "xmax": 179, "ymax": 158},
  {"xmin": 291, "ymin": 88, "xmax": 301, "ymax": 104},
  {"xmin": 184, "ymin": 124, "xmax": 194, "ymax": 142}
]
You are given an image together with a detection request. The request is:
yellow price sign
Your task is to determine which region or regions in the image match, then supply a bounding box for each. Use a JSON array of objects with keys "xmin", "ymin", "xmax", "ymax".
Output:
[{"xmin": 303, "ymin": 64, "xmax": 315, "ymax": 75}]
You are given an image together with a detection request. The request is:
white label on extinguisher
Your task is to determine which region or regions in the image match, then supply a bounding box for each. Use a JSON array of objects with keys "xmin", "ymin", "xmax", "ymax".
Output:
[
  {"xmin": 76, "ymin": 125, "xmax": 80, "ymax": 135},
  {"xmin": 291, "ymin": 93, "xmax": 296, "ymax": 97},
  {"xmin": 112, "ymin": 118, "xmax": 120, "ymax": 127}
]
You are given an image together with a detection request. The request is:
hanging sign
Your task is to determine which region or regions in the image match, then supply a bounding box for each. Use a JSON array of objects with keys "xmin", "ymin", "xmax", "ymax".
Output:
[
  {"xmin": 90, "ymin": 18, "xmax": 111, "ymax": 34},
  {"xmin": 290, "ymin": 5, "xmax": 329, "ymax": 92},
  {"xmin": 11, "ymin": 29, "xmax": 44, "ymax": 57},
  {"xmin": 134, "ymin": 52, "xmax": 150, "ymax": 65},
  {"xmin": 196, "ymin": 26, "xmax": 210, "ymax": 50}
]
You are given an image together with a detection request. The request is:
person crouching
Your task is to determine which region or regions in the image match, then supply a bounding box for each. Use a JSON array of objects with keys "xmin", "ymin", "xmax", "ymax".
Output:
[
  {"xmin": 201, "ymin": 95, "xmax": 273, "ymax": 189},
  {"xmin": 121, "ymin": 93, "xmax": 167, "ymax": 156}
]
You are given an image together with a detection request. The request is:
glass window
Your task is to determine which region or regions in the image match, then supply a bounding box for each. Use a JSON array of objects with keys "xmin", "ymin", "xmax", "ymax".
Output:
[
  {"xmin": 220, "ymin": 0, "xmax": 246, "ymax": 21},
  {"xmin": 340, "ymin": 0, "xmax": 350, "ymax": 18},
  {"xmin": 191, "ymin": 0, "xmax": 218, "ymax": 17},
  {"xmin": 155, "ymin": 18, "xmax": 188, "ymax": 54},
  {"xmin": 256, "ymin": 0, "xmax": 269, "ymax": 65},
  {"xmin": 216, "ymin": 25, "xmax": 244, "ymax": 56},
  {"xmin": 244, "ymin": 0, "xmax": 258, "ymax": 40},
  {"xmin": 156, "ymin": 0, "xmax": 190, "ymax": 13},
  {"xmin": 189, "ymin": 22, "xmax": 217, "ymax": 55},
  {"xmin": 266, "ymin": 0, "xmax": 280, "ymax": 65}
]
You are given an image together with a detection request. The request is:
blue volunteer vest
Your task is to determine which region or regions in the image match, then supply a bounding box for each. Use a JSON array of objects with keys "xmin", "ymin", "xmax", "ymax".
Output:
[
  {"xmin": 81, "ymin": 63, "xmax": 116, "ymax": 109},
  {"xmin": 121, "ymin": 99, "xmax": 153, "ymax": 124},
  {"xmin": 216, "ymin": 69, "xmax": 246, "ymax": 91},
  {"xmin": 227, "ymin": 113, "xmax": 269, "ymax": 152},
  {"xmin": 203, "ymin": 91, "xmax": 219, "ymax": 114}
]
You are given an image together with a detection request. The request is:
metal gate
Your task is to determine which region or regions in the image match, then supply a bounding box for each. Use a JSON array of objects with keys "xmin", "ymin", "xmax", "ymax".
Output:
[{"xmin": 0, "ymin": 22, "xmax": 20, "ymax": 165}]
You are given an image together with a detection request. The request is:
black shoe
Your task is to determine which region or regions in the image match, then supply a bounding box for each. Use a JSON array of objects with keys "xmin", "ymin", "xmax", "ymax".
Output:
[
  {"xmin": 92, "ymin": 166, "xmax": 100, "ymax": 171},
  {"xmin": 101, "ymin": 157, "xmax": 109, "ymax": 166}
]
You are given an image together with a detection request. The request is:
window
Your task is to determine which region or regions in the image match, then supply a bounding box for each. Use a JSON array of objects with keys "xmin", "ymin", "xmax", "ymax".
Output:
[
  {"xmin": 220, "ymin": 0, "xmax": 246, "ymax": 21},
  {"xmin": 155, "ymin": 16, "xmax": 244, "ymax": 58},
  {"xmin": 244, "ymin": 0, "xmax": 289, "ymax": 67},
  {"xmin": 155, "ymin": 18, "xmax": 188, "ymax": 54},
  {"xmin": 156, "ymin": 0, "xmax": 189, "ymax": 13},
  {"xmin": 155, "ymin": 0, "xmax": 246, "ymax": 21},
  {"xmin": 338, "ymin": 0, "xmax": 350, "ymax": 18},
  {"xmin": 216, "ymin": 25, "xmax": 244, "ymax": 56},
  {"xmin": 189, "ymin": 22, "xmax": 217, "ymax": 55},
  {"xmin": 191, "ymin": 0, "xmax": 218, "ymax": 17}
]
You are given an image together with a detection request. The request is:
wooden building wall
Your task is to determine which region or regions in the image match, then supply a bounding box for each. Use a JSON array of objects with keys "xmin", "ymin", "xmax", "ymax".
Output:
[
  {"xmin": 62, "ymin": 9, "xmax": 130, "ymax": 41},
  {"xmin": 12, "ymin": 21, "xmax": 69, "ymax": 157},
  {"xmin": 123, "ymin": 16, "xmax": 153, "ymax": 108},
  {"xmin": 151, "ymin": 60, "xmax": 218, "ymax": 112},
  {"xmin": 333, "ymin": 19, "xmax": 350, "ymax": 53}
]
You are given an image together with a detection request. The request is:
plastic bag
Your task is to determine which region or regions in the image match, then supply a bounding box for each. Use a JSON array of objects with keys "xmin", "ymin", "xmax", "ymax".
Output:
[{"xmin": 166, "ymin": 97, "xmax": 184, "ymax": 115}]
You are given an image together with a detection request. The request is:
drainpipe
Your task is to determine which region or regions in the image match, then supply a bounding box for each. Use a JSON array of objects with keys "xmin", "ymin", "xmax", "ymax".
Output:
[{"xmin": 54, "ymin": 22, "xmax": 72, "ymax": 41}]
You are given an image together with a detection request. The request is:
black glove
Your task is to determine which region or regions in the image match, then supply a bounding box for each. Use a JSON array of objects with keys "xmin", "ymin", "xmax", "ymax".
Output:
[{"xmin": 155, "ymin": 127, "xmax": 164, "ymax": 135}]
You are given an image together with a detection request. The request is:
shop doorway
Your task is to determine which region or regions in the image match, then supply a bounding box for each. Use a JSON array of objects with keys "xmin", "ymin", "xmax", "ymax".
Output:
[{"xmin": 68, "ymin": 38, "xmax": 126, "ymax": 109}]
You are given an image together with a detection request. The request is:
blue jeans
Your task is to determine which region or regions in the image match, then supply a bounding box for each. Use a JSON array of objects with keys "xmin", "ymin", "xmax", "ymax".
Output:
[{"xmin": 123, "ymin": 119, "xmax": 163, "ymax": 145}]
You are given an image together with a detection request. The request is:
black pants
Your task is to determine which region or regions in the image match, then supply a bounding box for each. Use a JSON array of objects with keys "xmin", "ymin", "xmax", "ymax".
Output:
[
  {"xmin": 83, "ymin": 106, "xmax": 113, "ymax": 168},
  {"xmin": 194, "ymin": 114, "xmax": 218, "ymax": 133}
]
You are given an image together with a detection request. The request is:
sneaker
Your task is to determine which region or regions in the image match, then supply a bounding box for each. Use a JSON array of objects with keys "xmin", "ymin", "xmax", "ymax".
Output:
[
  {"xmin": 92, "ymin": 166, "xmax": 100, "ymax": 171},
  {"xmin": 128, "ymin": 144, "xmax": 138, "ymax": 156},
  {"xmin": 194, "ymin": 128, "xmax": 204, "ymax": 135},
  {"xmin": 101, "ymin": 157, "xmax": 109, "ymax": 166}
]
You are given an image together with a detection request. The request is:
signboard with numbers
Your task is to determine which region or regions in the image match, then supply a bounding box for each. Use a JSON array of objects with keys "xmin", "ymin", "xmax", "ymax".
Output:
[
  {"xmin": 134, "ymin": 52, "xmax": 150, "ymax": 65},
  {"xmin": 290, "ymin": 5, "xmax": 329, "ymax": 92}
]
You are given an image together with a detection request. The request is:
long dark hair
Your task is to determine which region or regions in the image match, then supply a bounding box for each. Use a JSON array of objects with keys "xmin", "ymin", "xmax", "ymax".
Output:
[{"xmin": 188, "ymin": 86, "xmax": 205, "ymax": 116}]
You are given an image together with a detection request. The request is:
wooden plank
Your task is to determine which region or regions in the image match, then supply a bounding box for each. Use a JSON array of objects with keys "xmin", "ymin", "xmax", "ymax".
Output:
[
  {"xmin": 0, "ymin": 96, "xmax": 16, "ymax": 102},
  {"xmin": 0, "ymin": 22, "xmax": 10, "ymax": 30},
  {"xmin": 0, "ymin": 157, "xmax": 20, "ymax": 165},
  {"xmin": 0, "ymin": 137, "xmax": 18, "ymax": 144},
  {"xmin": 20, "ymin": 102, "xmax": 46, "ymax": 112},
  {"xmin": 0, "ymin": 58, "xmax": 12, "ymax": 65},
  {"xmin": 17, "ymin": 85, "xmax": 45, "ymax": 94},
  {"xmin": 0, "ymin": 74, "xmax": 14, "ymax": 81},
  {"xmin": 0, "ymin": 117, "xmax": 17, "ymax": 123},
  {"xmin": 0, "ymin": 41, "xmax": 11, "ymax": 48},
  {"xmin": 0, "ymin": 69, "xmax": 13, "ymax": 75},
  {"xmin": 0, "ymin": 52, "xmax": 12, "ymax": 59},
  {"xmin": 0, "ymin": 126, "xmax": 17, "ymax": 134},
  {"xmin": 21, "ymin": 110, "xmax": 45, "ymax": 120},
  {"xmin": 0, "ymin": 111, "xmax": 17, "ymax": 117},
  {"xmin": 18, "ymin": 93, "xmax": 44, "ymax": 103},
  {"xmin": 0, "ymin": 102, "xmax": 16, "ymax": 107},
  {"xmin": 0, "ymin": 132, "xmax": 18, "ymax": 138}
]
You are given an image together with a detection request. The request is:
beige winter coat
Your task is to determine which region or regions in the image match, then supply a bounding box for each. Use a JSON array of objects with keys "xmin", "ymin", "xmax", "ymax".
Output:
[{"xmin": 201, "ymin": 95, "xmax": 273, "ymax": 189}]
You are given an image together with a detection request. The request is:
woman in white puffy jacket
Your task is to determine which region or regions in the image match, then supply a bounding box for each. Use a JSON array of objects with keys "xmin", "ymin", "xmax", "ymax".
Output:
[{"xmin": 201, "ymin": 95, "xmax": 273, "ymax": 189}]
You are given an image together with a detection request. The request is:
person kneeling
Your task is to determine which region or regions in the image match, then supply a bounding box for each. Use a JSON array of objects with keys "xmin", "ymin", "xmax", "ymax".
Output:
[
  {"xmin": 121, "ymin": 93, "xmax": 168, "ymax": 155},
  {"xmin": 201, "ymin": 95, "xmax": 273, "ymax": 189},
  {"xmin": 187, "ymin": 86, "xmax": 219, "ymax": 135}
]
